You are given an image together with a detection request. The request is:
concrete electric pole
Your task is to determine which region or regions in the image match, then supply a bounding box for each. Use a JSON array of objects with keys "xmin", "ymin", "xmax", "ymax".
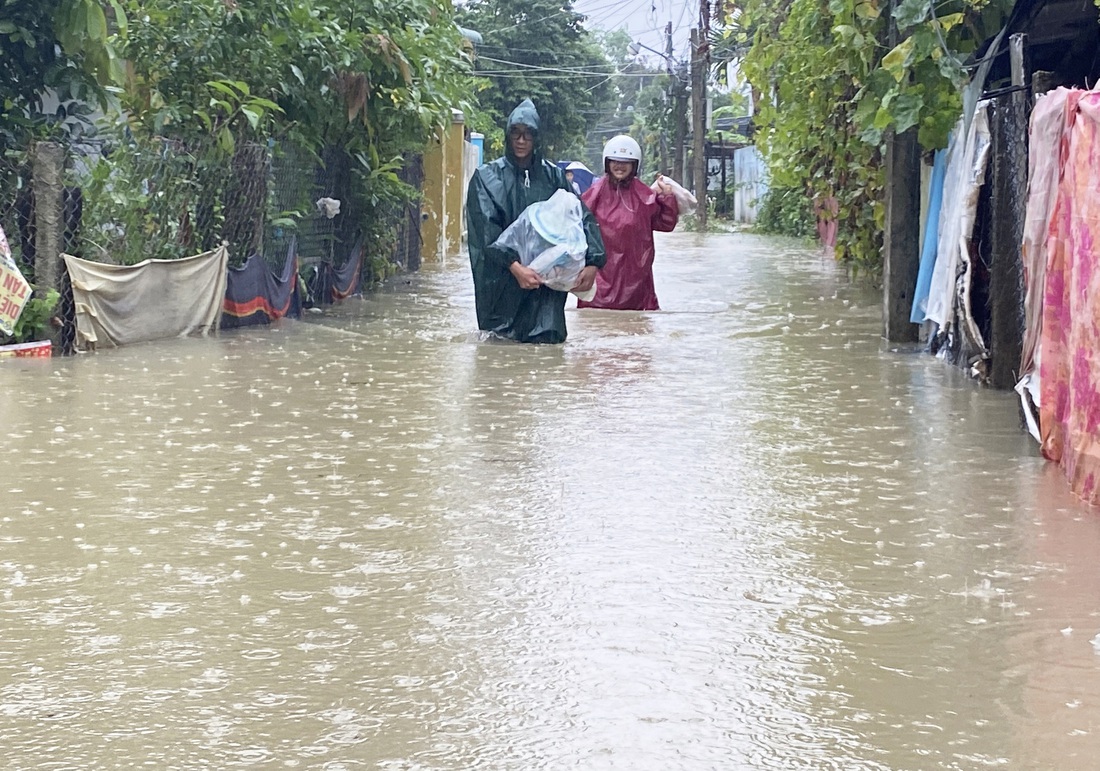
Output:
[{"xmin": 690, "ymin": 26, "xmax": 707, "ymax": 228}]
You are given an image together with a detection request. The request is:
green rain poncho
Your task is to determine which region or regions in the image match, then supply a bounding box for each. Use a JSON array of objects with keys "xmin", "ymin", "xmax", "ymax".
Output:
[{"xmin": 466, "ymin": 99, "xmax": 606, "ymax": 344}]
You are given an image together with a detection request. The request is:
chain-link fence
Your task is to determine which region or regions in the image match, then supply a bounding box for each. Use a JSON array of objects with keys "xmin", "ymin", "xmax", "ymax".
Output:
[
  {"xmin": 64, "ymin": 136, "xmax": 421, "ymax": 281},
  {"xmin": 0, "ymin": 157, "xmax": 34, "ymax": 279},
  {"xmin": 3, "ymin": 134, "xmax": 424, "ymax": 353},
  {"xmin": 69, "ymin": 137, "xmax": 276, "ymax": 268},
  {"xmin": 393, "ymin": 155, "xmax": 423, "ymax": 273},
  {"xmin": 0, "ymin": 150, "xmax": 75, "ymax": 352}
]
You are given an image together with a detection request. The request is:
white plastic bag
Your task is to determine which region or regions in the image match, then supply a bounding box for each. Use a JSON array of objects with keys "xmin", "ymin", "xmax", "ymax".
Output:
[
  {"xmin": 652, "ymin": 175, "xmax": 697, "ymax": 215},
  {"xmin": 492, "ymin": 189, "xmax": 589, "ymax": 293}
]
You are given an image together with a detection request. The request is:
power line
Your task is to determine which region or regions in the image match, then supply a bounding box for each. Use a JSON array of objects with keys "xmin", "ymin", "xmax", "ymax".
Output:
[
  {"xmin": 475, "ymin": 69, "xmax": 655, "ymax": 79},
  {"xmin": 582, "ymin": 0, "xmax": 644, "ymax": 26},
  {"xmin": 478, "ymin": 55, "xmax": 619, "ymax": 73},
  {"xmin": 576, "ymin": 0, "xmax": 649, "ymax": 22},
  {"xmin": 474, "ymin": 56, "xmax": 662, "ymax": 78}
]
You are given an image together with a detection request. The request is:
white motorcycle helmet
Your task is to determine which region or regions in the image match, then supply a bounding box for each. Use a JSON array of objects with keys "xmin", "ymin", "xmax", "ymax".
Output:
[{"xmin": 602, "ymin": 135, "xmax": 642, "ymax": 177}]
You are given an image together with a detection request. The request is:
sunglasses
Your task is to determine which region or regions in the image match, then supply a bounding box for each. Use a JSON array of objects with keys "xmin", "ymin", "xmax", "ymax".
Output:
[{"xmin": 508, "ymin": 128, "xmax": 533, "ymax": 141}]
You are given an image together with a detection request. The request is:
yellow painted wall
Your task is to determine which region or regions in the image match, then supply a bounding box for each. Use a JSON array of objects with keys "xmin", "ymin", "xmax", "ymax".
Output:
[
  {"xmin": 420, "ymin": 132, "xmax": 445, "ymax": 264},
  {"xmin": 421, "ymin": 109, "xmax": 466, "ymax": 264}
]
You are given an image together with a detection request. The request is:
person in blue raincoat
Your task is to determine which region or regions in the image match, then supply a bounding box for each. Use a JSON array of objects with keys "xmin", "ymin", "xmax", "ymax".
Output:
[{"xmin": 466, "ymin": 99, "xmax": 606, "ymax": 343}]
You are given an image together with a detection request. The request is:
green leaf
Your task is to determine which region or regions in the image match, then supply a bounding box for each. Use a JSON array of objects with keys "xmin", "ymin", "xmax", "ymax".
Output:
[
  {"xmin": 832, "ymin": 24, "xmax": 861, "ymax": 46},
  {"xmin": 873, "ymin": 106, "xmax": 893, "ymax": 130},
  {"xmin": 892, "ymin": 0, "xmax": 930, "ymax": 28},
  {"xmin": 206, "ymin": 80, "xmax": 240, "ymax": 98},
  {"xmin": 892, "ymin": 92, "xmax": 924, "ymax": 133},
  {"xmin": 910, "ymin": 26, "xmax": 938, "ymax": 63},
  {"xmin": 290, "ymin": 64, "xmax": 305, "ymax": 85},
  {"xmin": 937, "ymin": 12, "xmax": 964, "ymax": 32},
  {"xmin": 882, "ymin": 38, "xmax": 914, "ymax": 82},
  {"xmin": 247, "ymin": 97, "xmax": 282, "ymax": 112},
  {"xmin": 86, "ymin": 2, "xmax": 108, "ymax": 42},
  {"xmin": 217, "ymin": 126, "xmax": 235, "ymax": 154},
  {"xmin": 107, "ymin": 0, "xmax": 128, "ymax": 37},
  {"xmin": 936, "ymin": 54, "xmax": 964, "ymax": 86},
  {"xmin": 241, "ymin": 107, "xmax": 261, "ymax": 130},
  {"xmin": 853, "ymin": 0, "xmax": 880, "ymax": 20}
]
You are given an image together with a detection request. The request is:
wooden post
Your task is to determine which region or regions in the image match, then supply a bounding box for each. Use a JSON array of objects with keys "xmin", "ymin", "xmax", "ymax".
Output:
[
  {"xmin": 882, "ymin": 128, "xmax": 921, "ymax": 342},
  {"xmin": 719, "ymin": 132, "xmax": 727, "ymax": 206},
  {"xmin": 672, "ymin": 72, "xmax": 688, "ymax": 183},
  {"xmin": 690, "ymin": 28, "xmax": 707, "ymax": 228},
  {"xmin": 988, "ymin": 33, "xmax": 1030, "ymax": 389}
]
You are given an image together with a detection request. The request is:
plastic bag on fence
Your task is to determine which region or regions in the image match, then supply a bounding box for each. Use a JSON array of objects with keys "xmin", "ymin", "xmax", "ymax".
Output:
[
  {"xmin": 492, "ymin": 189, "xmax": 589, "ymax": 294},
  {"xmin": 652, "ymin": 175, "xmax": 697, "ymax": 215}
]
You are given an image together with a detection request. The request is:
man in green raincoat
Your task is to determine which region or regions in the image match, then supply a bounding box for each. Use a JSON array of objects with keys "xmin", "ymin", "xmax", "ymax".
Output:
[{"xmin": 466, "ymin": 99, "xmax": 606, "ymax": 344}]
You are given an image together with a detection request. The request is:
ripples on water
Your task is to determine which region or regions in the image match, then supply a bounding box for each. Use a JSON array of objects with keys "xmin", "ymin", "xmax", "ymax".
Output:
[{"xmin": 0, "ymin": 232, "xmax": 1098, "ymax": 769}]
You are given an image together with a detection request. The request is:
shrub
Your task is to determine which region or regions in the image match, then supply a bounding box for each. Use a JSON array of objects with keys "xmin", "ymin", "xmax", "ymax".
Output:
[{"xmin": 754, "ymin": 185, "xmax": 816, "ymax": 239}]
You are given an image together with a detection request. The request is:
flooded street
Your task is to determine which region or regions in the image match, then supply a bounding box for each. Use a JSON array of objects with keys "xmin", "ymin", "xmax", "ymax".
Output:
[{"xmin": 4, "ymin": 230, "xmax": 1100, "ymax": 769}]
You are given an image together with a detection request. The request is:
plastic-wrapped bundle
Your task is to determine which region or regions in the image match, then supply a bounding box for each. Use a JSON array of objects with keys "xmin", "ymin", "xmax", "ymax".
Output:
[
  {"xmin": 492, "ymin": 189, "xmax": 588, "ymax": 293},
  {"xmin": 651, "ymin": 175, "xmax": 697, "ymax": 215}
]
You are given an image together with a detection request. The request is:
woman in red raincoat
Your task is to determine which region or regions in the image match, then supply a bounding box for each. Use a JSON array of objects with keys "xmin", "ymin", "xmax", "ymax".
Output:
[{"xmin": 578, "ymin": 135, "xmax": 679, "ymax": 311}]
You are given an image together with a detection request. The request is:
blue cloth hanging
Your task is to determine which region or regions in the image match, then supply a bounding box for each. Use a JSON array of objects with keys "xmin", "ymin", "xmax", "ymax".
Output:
[{"xmin": 911, "ymin": 146, "xmax": 949, "ymax": 324}]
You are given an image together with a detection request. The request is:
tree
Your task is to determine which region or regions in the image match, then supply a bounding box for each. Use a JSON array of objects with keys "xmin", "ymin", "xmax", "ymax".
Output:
[
  {"xmin": 456, "ymin": 0, "xmax": 614, "ymax": 160},
  {"xmin": 118, "ymin": 0, "xmax": 470, "ymax": 155},
  {"xmin": 582, "ymin": 29, "xmax": 671, "ymax": 173},
  {"xmin": 732, "ymin": 0, "xmax": 1012, "ymax": 274},
  {"xmin": 0, "ymin": 0, "xmax": 125, "ymax": 148},
  {"xmin": 74, "ymin": 0, "xmax": 472, "ymax": 265}
]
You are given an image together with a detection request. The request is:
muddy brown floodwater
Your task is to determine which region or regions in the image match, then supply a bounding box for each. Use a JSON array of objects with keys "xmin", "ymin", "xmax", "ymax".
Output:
[{"xmin": 2, "ymin": 231, "xmax": 1099, "ymax": 769}]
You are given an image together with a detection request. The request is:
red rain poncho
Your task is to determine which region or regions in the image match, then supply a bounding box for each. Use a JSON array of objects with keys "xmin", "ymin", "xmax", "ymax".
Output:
[{"xmin": 578, "ymin": 176, "xmax": 678, "ymax": 311}]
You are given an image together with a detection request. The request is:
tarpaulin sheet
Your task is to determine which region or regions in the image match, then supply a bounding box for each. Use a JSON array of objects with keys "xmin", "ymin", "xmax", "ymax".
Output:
[
  {"xmin": 63, "ymin": 245, "xmax": 228, "ymax": 348},
  {"xmin": 1019, "ymin": 88, "xmax": 1072, "ymax": 384},
  {"xmin": 306, "ymin": 238, "xmax": 364, "ymax": 306},
  {"xmin": 222, "ymin": 239, "xmax": 301, "ymax": 329},
  {"xmin": 1037, "ymin": 90, "xmax": 1100, "ymax": 505},
  {"xmin": 926, "ymin": 104, "xmax": 992, "ymax": 341}
]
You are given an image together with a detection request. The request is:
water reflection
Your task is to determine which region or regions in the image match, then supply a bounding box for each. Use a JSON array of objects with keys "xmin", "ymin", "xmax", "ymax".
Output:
[{"xmin": 0, "ymin": 231, "xmax": 1096, "ymax": 769}]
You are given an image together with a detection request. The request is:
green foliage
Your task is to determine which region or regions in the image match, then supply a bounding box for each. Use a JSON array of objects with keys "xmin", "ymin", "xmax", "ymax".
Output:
[
  {"xmin": 69, "ymin": 0, "xmax": 472, "ymax": 272},
  {"xmin": 754, "ymin": 185, "xmax": 817, "ymax": 239},
  {"xmin": 0, "ymin": 0, "xmax": 125, "ymax": 149},
  {"xmin": 741, "ymin": 0, "xmax": 885, "ymax": 273},
  {"xmin": 730, "ymin": 0, "xmax": 1010, "ymax": 275},
  {"xmin": 457, "ymin": 0, "xmax": 615, "ymax": 160},
  {"xmin": 78, "ymin": 138, "xmax": 225, "ymax": 264},
  {"xmin": 871, "ymin": 0, "xmax": 1012, "ymax": 148},
  {"xmin": 195, "ymin": 80, "xmax": 283, "ymax": 155},
  {"xmin": 117, "ymin": 0, "xmax": 471, "ymax": 151},
  {"xmin": 630, "ymin": 75, "xmax": 677, "ymax": 174},
  {"xmin": 679, "ymin": 197, "xmax": 721, "ymax": 233},
  {"xmin": 0, "ymin": 289, "xmax": 60, "ymax": 345}
]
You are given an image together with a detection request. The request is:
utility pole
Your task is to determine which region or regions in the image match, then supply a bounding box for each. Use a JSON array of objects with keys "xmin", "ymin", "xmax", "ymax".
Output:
[
  {"xmin": 672, "ymin": 72, "xmax": 688, "ymax": 182},
  {"xmin": 690, "ymin": 26, "xmax": 707, "ymax": 228},
  {"xmin": 662, "ymin": 21, "xmax": 686, "ymax": 182}
]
